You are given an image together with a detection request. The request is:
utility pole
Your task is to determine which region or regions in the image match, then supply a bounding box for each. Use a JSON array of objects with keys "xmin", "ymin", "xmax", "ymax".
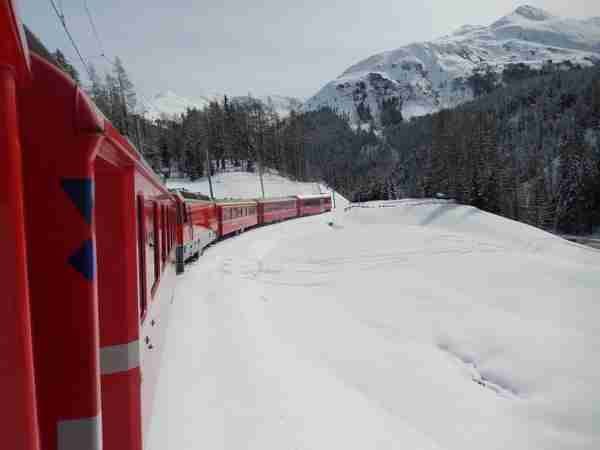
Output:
[
  {"xmin": 256, "ymin": 106, "xmax": 266, "ymax": 198},
  {"xmin": 258, "ymin": 159, "xmax": 265, "ymax": 198},
  {"xmin": 257, "ymin": 129, "xmax": 265, "ymax": 199},
  {"xmin": 205, "ymin": 144, "xmax": 215, "ymax": 201}
]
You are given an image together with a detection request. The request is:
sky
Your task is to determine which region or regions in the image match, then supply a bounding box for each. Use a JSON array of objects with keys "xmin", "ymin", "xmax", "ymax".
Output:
[{"xmin": 20, "ymin": 0, "xmax": 600, "ymax": 102}]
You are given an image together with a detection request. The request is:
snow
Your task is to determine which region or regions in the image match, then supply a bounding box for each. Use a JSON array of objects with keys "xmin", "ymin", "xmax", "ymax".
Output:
[
  {"xmin": 167, "ymin": 171, "xmax": 331, "ymax": 199},
  {"xmin": 140, "ymin": 91, "xmax": 211, "ymax": 120},
  {"xmin": 304, "ymin": 6, "xmax": 600, "ymax": 125},
  {"xmin": 146, "ymin": 197, "xmax": 600, "ymax": 450},
  {"xmin": 141, "ymin": 91, "xmax": 303, "ymax": 121}
]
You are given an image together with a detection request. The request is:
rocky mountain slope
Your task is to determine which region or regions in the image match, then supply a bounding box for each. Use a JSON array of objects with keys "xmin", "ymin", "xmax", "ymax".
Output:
[
  {"xmin": 141, "ymin": 90, "xmax": 303, "ymax": 120},
  {"xmin": 303, "ymin": 5, "xmax": 600, "ymax": 126}
]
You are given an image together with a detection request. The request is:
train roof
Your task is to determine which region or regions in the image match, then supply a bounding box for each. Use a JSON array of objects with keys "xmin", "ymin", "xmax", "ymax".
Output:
[
  {"xmin": 0, "ymin": 0, "xmax": 31, "ymax": 84},
  {"xmin": 256, "ymin": 196, "xmax": 297, "ymax": 204},
  {"xmin": 214, "ymin": 199, "xmax": 258, "ymax": 206},
  {"xmin": 172, "ymin": 189, "xmax": 212, "ymax": 202},
  {"xmin": 296, "ymin": 193, "xmax": 330, "ymax": 200}
]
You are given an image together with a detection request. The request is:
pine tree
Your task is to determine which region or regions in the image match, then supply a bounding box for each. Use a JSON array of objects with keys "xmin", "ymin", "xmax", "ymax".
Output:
[
  {"xmin": 52, "ymin": 49, "xmax": 80, "ymax": 83},
  {"xmin": 86, "ymin": 64, "xmax": 110, "ymax": 116}
]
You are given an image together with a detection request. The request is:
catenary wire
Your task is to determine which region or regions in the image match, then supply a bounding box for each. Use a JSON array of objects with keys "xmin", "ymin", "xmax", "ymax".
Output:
[{"xmin": 48, "ymin": 0, "xmax": 93, "ymax": 79}]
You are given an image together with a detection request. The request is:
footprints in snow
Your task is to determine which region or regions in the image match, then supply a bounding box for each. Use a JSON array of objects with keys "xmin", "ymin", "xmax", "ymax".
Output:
[{"xmin": 438, "ymin": 342, "xmax": 521, "ymax": 400}]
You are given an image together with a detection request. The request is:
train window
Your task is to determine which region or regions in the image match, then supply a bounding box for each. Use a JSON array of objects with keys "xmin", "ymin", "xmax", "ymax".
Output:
[
  {"xmin": 166, "ymin": 207, "xmax": 170, "ymax": 251},
  {"xmin": 152, "ymin": 203, "xmax": 161, "ymax": 283},
  {"xmin": 137, "ymin": 196, "xmax": 148, "ymax": 318},
  {"xmin": 144, "ymin": 200, "xmax": 158, "ymax": 297},
  {"xmin": 161, "ymin": 205, "xmax": 167, "ymax": 263},
  {"xmin": 166, "ymin": 208, "xmax": 170, "ymax": 251},
  {"xmin": 170, "ymin": 207, "xmax": 174, "ymax": 249}
]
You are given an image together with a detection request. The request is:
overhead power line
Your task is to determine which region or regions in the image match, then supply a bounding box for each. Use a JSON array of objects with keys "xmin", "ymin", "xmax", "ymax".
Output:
[
  {"xmin": 83, "ymin": 0, "xmax": 106, "ymax": 58},
  {"xmin": 48, "ymin": 0, "xmax": 92, "ymax": 79}
]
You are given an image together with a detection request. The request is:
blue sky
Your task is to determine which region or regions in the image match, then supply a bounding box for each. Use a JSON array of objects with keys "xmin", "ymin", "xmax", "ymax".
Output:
[{"xmin": 20, "ymin": 0, "xmax": 600, "ymax": 101}]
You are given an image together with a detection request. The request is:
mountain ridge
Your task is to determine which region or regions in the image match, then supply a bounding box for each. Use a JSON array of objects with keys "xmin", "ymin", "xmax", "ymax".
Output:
[
  {"xmin": 141, "ymin": 90, "xmax": 303, "ymax": 120},
  {"xmin": 303, "ymin": 5, "xmax": 600, "ymax": 125}
]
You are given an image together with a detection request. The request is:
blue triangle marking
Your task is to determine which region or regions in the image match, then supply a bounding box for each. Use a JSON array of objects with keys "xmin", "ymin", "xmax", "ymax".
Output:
[
  {"xmin": 60, "ymin": 178, "xmax": 94, "ymax": 224},
  {"xmin": 68, "ymin": 239, "xmax": 95, "ymax": 281}
]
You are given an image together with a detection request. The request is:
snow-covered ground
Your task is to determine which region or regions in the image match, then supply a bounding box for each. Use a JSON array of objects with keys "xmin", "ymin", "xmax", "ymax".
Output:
[
  {"xmin": 167, "ymin": 171, "xmax": 330, "ymax": 199},
  {"xmin": 147, "ymin": 198, "xmax": 600, "ymax": 450}
]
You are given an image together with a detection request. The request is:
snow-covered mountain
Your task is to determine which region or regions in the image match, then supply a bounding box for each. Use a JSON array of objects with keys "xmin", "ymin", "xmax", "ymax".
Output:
[
  {"xmin": 304, "ymin": 5, "xmax": 600, "ymax": 125},
  {"xmin": 141, "ymin": 90, "xmax": 303, "ymax": 120},
  {"xmin": 254, "ymin": 94, "xmax": 304, "ymax": 117},
  {"xmin": 140, "ymin": 91, "xmax": 212, "ymax": 120}
]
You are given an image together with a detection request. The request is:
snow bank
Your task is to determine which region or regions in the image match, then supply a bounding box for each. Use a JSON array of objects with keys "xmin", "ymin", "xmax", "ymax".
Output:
[
  {"xmin": 147, "ymin": 199, "xmax": 600, "ymax": 450},
  {"xmin": 167, "ymin": 171, "xmax": 344, "ymax": 202}
]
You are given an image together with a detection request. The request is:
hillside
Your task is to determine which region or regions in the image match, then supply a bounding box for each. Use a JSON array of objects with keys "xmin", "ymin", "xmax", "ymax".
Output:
[
  {"xmin": 167, "ymin": 171, "xmax": 334, "ymax": 200},
  {"xmin": 375, "ymin": 62, "xmax": 600, "ymax": 235},
  {"xmin": 147, "ymin": 199, "xmax": 600, "ymax": 450},
  {"xmin": 304, "ymin": 5, "xmax": 600, "ymax": 125}
]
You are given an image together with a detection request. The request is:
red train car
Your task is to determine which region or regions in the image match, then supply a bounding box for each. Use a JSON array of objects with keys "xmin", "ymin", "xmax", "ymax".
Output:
[
  {"xmin": 216, "ymin": 200, "xmax": 258, "ymax": 237},
  {"xmin": 3, "ymin": 4, "xmax": 340, "ymax": 449},
  {"xmin": 257, "ymin": 197, "xmax": 298, "ymax": 225},
  {"xmin": 0, "ymin": 2, "xmax": 40, "ymax": 450},
  {"xmin": 296, "ymin": 194, "xmax": 332, "ymax": 216},
  {"xmin": 323, "ymin": 195, "xmax": 333, "ymax": 212},
  {"xmin": 174, "ymin": 193, "xmax": 218, "ymax": 272},
  {"xmin": 7, "ymin": 9, "xmax": 179, "ymax": 450}
]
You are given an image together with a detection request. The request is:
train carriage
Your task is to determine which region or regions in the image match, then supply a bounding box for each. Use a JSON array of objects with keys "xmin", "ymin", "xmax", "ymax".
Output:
[
  {"xmin": 174, "ymin": 193, "xmax": 218, "ymax": 272},
  {"xmin": 8, "ymin": 15, "xmax": 178, "ymax": 448},
  {"xmin": 323, "ymin": 195, "xmax": 333, "ymax": 212},
  {"xmin": 1, "ymin": 2, "xmax": 340, "ymax": 449},
  {"xmin": 296, "ymin": 193, "xmax": 332, "ymax": 217},
  {"xmin": 215, "ymin": 200, "xmax": 259, "ymax": 237},
  {"xmin": 0, "ymin": 2, "xmax": 40, "ymax": 449},
  {"xmin": 257, "ymin": 196, "xmax": 298, "ymax": 225}
]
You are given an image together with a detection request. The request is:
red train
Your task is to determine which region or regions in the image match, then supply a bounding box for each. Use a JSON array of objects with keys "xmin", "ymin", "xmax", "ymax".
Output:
[
  {"xmin": 0, "ymin": 2, "xmax": 331, "ymax": 450},
  {"xmin": 173, "ymin": 194, "xmax": 333, "ymax": 271}
]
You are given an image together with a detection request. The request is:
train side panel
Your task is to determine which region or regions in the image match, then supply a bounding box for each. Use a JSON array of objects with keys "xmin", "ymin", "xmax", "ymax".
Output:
[
  {"xmin": 0, "ymin": 2, "xmax": 39, "ymax": 449},
  {"xmin": 174, "ymin": 197, "xmax": 218, "ymax": 272},
  {"xmin": 186, "ymin": 201, "xmax": 218, "ymax": 257},
  {"xmin": 18, "ymin": 49, "xmax": 178, "ymax": 450},
  {"xmin": 297, "ymin": 194, "xmax": 330, "ymax": 217},
  {"xmin": 257, "ymin": 198, "xmax": 298, "ymax": 225},
  {"xmin": 94, "ymin": 152, "xmax": 142, "ymax": 450},
  {"xmin": 216, "ymin": 201, "xmax": 258, "ymax": 237},
  {"xmin": 18, "ymin": 54, "xmax": 105, "ymax": 450}
]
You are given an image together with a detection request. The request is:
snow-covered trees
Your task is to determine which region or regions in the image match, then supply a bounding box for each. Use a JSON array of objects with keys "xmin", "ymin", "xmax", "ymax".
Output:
[
  {"xmin": 52, "ymin": 50, "xmax": 79, "ymax": 83},
  {"xmin": 383, "ymin": 62, "xmax": 600, "ymax": 234}
]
